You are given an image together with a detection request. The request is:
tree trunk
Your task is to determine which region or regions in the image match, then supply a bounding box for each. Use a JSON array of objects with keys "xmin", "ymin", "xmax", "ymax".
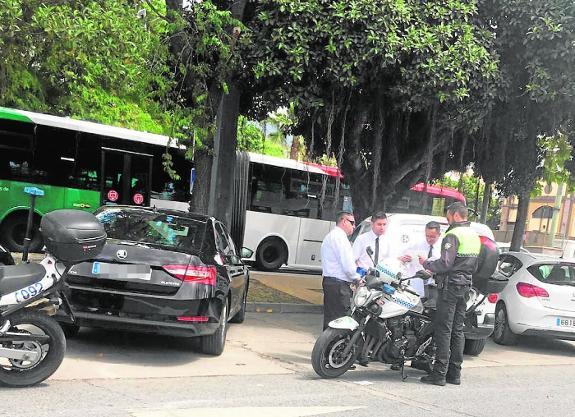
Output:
[
  {"xmin": 289, "ymin": 136, "xmax": 299, "ymax": 159},
  {"xmin": 189, "ymin": 149, "xmax": 212, "ymax": 214},
  {"xmin": 206, "ymin": 0, "xmax": 247, "ymax": 228},
  {"xmin": 474, "ymin": 177, "xmax": 481, "ymax": 215},
  {"xmin": 510, "ymin": 191, "xmax": 530, "ymax": 252},
  {"xmin": 480, "ymin": 181, "xmax": 492, "ymax": 223},
  {"xmin": 208, "ymin": 83, "xmax": 240, "ymax": 227}
]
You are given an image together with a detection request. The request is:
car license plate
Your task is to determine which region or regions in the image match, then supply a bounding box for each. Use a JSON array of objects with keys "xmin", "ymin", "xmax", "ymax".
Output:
[
  {"xmin": 556, "ymin": 318, "xmax": 575, "ymax": 328},
  {"xmin": 91, "ymin": 262, "xmax": 152, "ymax": 281}
]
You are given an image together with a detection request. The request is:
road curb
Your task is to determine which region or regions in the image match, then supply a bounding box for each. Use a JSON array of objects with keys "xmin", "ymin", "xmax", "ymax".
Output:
[{"xmin": 247, "ymin": 302, "xmax": 323, "ymax": 314}]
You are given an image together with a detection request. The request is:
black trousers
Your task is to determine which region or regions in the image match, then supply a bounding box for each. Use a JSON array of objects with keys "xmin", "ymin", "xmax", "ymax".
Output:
[
  {"xmin": 432, "ymin": 284, "xmax": 469, "ymax": 376},
  {"xmin": 322, "ymin": 277, "xmax": 352, "ymax": 330}
]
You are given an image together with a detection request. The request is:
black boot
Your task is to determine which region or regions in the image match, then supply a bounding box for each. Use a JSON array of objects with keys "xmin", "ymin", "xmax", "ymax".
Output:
[
  {"xmin": 411, "ymin": 359, "xmax": 432, "ymax": 373},
  {"xmin": 356, "ymin": 355, "xmax": 369, "ymax": 367},
  {"xmin": 446, "ymin": 370, "xmax": 461, "ymax": 385},
  {"xmin": 420, "ymin": 372, "xmax": 446, "ymax": 386}
]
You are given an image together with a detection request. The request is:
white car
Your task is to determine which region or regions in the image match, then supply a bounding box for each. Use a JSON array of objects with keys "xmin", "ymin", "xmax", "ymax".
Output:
[
  {"xmin": 496, "ymin": 242, "xmax": 530, "ymax": 254},
  {"xmin": 492, "ymin": 252, "xmax": 575, "ymax": 344}
]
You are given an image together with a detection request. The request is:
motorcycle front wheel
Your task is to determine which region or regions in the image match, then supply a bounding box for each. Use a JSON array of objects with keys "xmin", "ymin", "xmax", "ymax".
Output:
[
  {"xmin": 311, "ymin": 328, "xmax": 357, "ymax": 379},
  {"xmin": 0, "ymin": 310, "xmax": 66, "ymax": 387}
]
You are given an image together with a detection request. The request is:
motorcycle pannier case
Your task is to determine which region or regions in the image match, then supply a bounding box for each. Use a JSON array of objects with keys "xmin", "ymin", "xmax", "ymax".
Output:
[
  {"xmin": 41, "ymin": 209, "xmax": 106, "ymax": 263},
  {"xmin": 472, "ymin": 236, "xmax": 507, "ymax": 294}
]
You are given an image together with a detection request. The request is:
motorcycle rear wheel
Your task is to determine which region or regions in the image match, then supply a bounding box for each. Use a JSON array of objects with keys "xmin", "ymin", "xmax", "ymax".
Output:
[
  {"xmin": 0, "ymin": 310, "xmax": 66, "ymax": 387},
  {"xmin": 312, "ymin": 328, "xmax": 357, "ymax": 378}
]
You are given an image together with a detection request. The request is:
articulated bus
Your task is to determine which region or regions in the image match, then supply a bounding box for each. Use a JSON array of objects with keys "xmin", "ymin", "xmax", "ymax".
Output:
[
  {"xmin": 242, "ymin": 153, "xmax": 465, "ymax": 270},
  {"xmin": 0, "ymin": 107, "xmax": 464, "ymax": 271},
  {"xmin": 0, "ymin": 107, "xmax": 190, "ymax": 252}
]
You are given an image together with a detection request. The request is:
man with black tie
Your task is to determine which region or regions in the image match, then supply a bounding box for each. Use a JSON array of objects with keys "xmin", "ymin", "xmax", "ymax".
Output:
[
  {"xmin": 353, "ymin": 212, "xmax": 389, "ymax": 269},
  {"xmin": 399, "ymin": 221, "xmax": 442, "ymax": 296}
]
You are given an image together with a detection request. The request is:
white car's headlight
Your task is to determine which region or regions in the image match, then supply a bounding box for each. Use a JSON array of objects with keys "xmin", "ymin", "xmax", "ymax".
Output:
[{"xmin": 354, "ymin": 286, "xmax": 370, "ymax": 307}]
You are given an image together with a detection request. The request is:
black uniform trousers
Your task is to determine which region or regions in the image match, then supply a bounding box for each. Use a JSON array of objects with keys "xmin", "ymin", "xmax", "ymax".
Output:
[
  {"xmin": 322, "ymin": 276, "xmax": 352, "ymax": 330},
  {"xmin": 432, "ymin": 284, "xmax": 470, "ymax": 376}
]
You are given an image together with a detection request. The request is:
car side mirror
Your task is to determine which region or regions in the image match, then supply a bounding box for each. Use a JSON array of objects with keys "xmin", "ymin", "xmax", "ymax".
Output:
[{"xmin": 240, "ymin": 247, "xmax": 254, "ymax": 259}]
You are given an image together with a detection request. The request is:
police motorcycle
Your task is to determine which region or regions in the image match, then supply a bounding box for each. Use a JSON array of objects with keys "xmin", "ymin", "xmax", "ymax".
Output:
[
  {"xmin": 0, "ymin": 197, "xmax": 105, "ymax": 386},
  {"xmin": 311, "ymin": 238, "xmax": 503, "ymax": 379}
]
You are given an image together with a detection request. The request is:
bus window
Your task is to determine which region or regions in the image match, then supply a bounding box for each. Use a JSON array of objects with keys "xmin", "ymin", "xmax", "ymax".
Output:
[
  {"xmin": 101, "ymin": 151, "xmax": 126, "ymax": 205},
  {"xmin": 70, "ymin": 134, "xmax": 101, "ymax": 191},
  {"xmin": 0, "ymin": 121, "xmax": 34, "ymax": 182},
  {"xmin": 33, "ymin": 125, "xmax": 77, "ymax": 187},
  {"xmin": 283, "ymin": 170, "xmax": 320, "ymax": 219},
  {"xmin": 130, "ymin": 154, "xmax": 151, "ymax": 206},
  {"xmin": 249, "ymin": 164, "xmax": 285, "ymax": 214},
  {"xmin": 318, "ymin": 176, "xmax": 350, "ymax": 221},
  {"xmin": 151, "ymin": 151, "xmax": 189, "ymax": 202},
  {"xmin": 2, "ymin": 149, "xmax": 33, "ymax": 182}
]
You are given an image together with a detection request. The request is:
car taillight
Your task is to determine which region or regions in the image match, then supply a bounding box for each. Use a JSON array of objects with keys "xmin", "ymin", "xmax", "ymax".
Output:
[
  {"xmin": 516, "ymin": 282, "xmax": 549, "ymax": 298},
  {"xmin": 487, "ymin": 293, "xmax": 498, "ymax": 303},
  {"xmin": 162, "ymin": 265, "xmax": 217, "ymax": 286}
]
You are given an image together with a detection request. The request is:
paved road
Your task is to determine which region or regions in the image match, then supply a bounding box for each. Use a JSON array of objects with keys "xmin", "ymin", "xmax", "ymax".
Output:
[{"xmin": 1, "ymin": 312, "xmax": 574, "ymax": 417}]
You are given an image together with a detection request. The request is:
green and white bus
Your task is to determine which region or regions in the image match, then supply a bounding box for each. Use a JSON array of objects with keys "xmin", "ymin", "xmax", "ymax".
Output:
[{"xmin": 0, "ymin": 107, "xmax": 191, "ymax": 252}]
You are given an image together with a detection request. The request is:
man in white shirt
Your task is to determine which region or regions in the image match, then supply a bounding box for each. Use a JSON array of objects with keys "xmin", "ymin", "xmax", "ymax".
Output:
[
  {"xmin": 321, "ymin": 211, "xmax": 361, "ymax": 330},
  {"xmin": 399, "ymin": 221, "xmax": 442, "ymax": 297},
  {"xmin": 353, "ymin": 212, "xmax": 389, "ymax": 270}
]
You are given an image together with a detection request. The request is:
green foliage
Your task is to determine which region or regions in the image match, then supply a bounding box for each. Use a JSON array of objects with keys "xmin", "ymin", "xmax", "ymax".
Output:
[
  {"xmin": 246, "ymin": 0, "xmax": 497, "ymax": 110},
  {"xmin": 477, "ymin": 0, "xmax": 575, "ymax": 196},
  {"xmin": 237, "ymin": 116, "xmax": 288, "ymax": 157},
  {"xmin": 167, "ymin": 1, "xmax": 246, "ymax": 149},
  {"xmin": 534, "ymin": 133, "xmax": 575, "ymax": 194},
  {"xmin": 242, "ymin": 0, "xmax": 498, "ymax": 220},
  {"xmin": 0, "ymin": 0, "xmax": 175, "ymax": 134}
]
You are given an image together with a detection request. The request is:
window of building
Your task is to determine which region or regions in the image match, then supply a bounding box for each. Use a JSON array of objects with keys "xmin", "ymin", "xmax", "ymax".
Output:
[{"xmin": 532, "ymin": 205, "xmax": 554, "ymax": 219}]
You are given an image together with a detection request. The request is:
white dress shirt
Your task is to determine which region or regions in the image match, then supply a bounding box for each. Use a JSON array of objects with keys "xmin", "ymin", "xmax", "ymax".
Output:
[
  {"xmin": 353, "ymin": 230, "xmax": 390, "ymax": 270},
  {"xmin": 321, "ymin": 226, "xmax": 360, "ymax": 283},
  {"xmin": 402, "ymin": 237, "xmax": 442, "ymax": 296}
]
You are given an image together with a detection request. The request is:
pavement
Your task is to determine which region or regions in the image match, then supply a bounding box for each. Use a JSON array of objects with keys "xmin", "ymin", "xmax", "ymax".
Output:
[
  {"xmin": 248, "ymin": 270, "xmax": 324, "ymax": 313},
  {"xmin": 50, "ymin": 311, "xmax": 575, "ymax": 383},
  {"xmin": 3, "ymin": 312, "xmax": 574, "ymax": 417}
]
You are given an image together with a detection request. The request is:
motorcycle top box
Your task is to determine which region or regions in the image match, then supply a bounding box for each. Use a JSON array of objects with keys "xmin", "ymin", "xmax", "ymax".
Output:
[{"xmin": 41, "ymin": 209, "xmax": 106, "ymax": 263}]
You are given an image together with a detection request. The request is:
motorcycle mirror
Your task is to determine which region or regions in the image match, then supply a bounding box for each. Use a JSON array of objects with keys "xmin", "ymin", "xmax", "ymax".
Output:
[{"xmin": 366, "ymin": 246, "xmax": 376, "ymax": 266}]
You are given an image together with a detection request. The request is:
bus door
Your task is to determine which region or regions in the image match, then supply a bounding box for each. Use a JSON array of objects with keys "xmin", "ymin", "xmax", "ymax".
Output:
[{"xmin": 101, "ymin": 148, "xmax": 152, "ymax": 206}]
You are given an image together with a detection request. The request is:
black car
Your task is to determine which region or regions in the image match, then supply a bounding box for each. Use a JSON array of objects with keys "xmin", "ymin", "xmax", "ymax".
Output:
[{"xmin": 57, "ymin": 206, "xmax": 251, "ymax": 356}]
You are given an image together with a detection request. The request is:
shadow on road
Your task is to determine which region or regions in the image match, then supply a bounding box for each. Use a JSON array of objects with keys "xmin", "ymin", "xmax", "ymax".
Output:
[
  {"xmin": 64, "ymin": 326, "xmax": 229, "ymax": 367},
  {"xmin": 498, "ymin": 335, "xmax": 575, "ymax": 357}
]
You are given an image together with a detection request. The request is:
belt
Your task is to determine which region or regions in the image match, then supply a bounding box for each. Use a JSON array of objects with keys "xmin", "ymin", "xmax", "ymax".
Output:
[{"xmin": 323, "ymin": 276, "xmax": 351, "ymax": 283}]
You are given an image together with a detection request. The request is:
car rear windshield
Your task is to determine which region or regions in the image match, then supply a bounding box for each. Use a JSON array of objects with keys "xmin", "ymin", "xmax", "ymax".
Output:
[
  {"xmin": 96, "ymin": 208, "xmax": 206, "ymax": 254},
  {"xmin": 527, "ymin": 263, "xmax": 575, "ymax": 286}
]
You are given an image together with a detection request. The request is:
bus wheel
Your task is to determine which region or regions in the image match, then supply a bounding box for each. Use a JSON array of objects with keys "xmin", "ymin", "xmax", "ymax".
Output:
[
  {"xmin": 255, "ymin": 238, "xmax": 287, "ymax": 271},
  {"xmin": 0, "ymin": 213, "xmax": 43, "ymax": 253}
]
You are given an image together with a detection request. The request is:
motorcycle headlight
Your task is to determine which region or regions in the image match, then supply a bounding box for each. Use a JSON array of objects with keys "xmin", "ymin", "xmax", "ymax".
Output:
[{"xmin": 354, "ymin": 286, "xmax": 370, "ymax": 307}]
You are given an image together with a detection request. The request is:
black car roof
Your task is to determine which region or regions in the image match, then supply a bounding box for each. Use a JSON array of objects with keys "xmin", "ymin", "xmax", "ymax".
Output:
[{"xmin": 99, "ymin": 205, "xmax": 212, "ymax": 223}]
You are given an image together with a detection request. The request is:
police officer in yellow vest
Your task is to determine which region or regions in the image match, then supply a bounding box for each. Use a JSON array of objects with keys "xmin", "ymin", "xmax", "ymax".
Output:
[{"xmin": 417, "ymin": 202, "xmax": 480, "ymax": 386}]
